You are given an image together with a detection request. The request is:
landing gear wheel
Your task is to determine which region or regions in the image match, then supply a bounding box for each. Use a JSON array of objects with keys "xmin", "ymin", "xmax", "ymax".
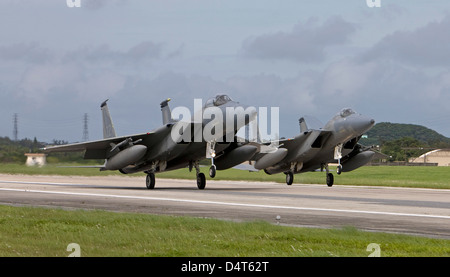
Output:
[
  {"xmin": 197, "ymin": 173, "xmax": 206, "ymax": 190},
  {"xmin": 209, "ymin": 165, "xmax": 216, "ymax": 178},
  {"xmin": 146, "ymin": 173, "xmax": 155, "ymax": 189},
  {"xmin": 326, "ymin": 173, "xmax": 334, "ymax": 187},
  {"xmin": 285, "ymin": 171, "xmax": 293, "ymax": 186},
  {"xmin": 337, "ymin": 164, "xmax": 343, "ymax": 175}
]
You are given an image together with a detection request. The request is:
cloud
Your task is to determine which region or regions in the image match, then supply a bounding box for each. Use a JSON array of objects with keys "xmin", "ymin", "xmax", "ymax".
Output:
[
  {"xmin": 317, "ymin": 58, "xmax": 379, "ymax": 98},
  {"xmin": 241, "ymin": 16, "xmax": 356, "ymax": 63},
  {"xmin": 82, "ymin": 0, "xmax": 130, "ymax": 10},
  {"xmin": 14, "ymin": 63, "xmax": 126, "ymax": 108},
  {"xmin": 63, "ymin": 41, "xmax": 163, "ymax": 65},
  {"xmin": 359, "ymin": 15, "xmax": 450, "ymax": 67},
  {"xmin": 0, "ymin": 42, "xmax": 53, "ymax": 64}
]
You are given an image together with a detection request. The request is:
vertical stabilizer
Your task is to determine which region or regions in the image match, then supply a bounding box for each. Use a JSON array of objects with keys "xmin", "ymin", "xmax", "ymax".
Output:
[
  {"xmin": 299, "ymin": 117, "xmax": 308, "ymax": 133},
  {"xmin": 101, "ymin": 99, "xmax": 117, "ymax": 139},
  {"xmin": 160, "ymin": 98, "xmax": 172, "ymax": 125}
]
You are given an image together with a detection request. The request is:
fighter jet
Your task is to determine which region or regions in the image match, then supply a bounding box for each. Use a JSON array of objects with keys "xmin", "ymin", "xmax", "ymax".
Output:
[
  {"xmin": 42, "ymin": 95, "xmax": 257, "ymax": 190},
  {"xmin": 245, "ymin": 108, "xmax": 376, "ymax": 186}
]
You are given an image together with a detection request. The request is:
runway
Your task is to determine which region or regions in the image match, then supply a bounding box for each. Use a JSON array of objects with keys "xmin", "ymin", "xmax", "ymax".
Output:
[{"xmin": 0, "ymin": 174, "xmax": 449, "ymax": 239}]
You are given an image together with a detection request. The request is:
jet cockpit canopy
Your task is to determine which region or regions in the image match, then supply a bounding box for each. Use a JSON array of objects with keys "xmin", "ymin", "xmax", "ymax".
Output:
[
  {"xmin": 204, "ymin": 94, "xmax": 233, "ymax": 108},
  {"xmin": 340, "ymin": 108, "xmax": 356, "ymax": 118}
]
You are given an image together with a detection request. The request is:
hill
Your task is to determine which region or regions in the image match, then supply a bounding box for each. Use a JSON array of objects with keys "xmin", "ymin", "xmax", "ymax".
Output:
[{"xmin": 360, "ymin": 122, "xmax": 450, "ymax": 147}]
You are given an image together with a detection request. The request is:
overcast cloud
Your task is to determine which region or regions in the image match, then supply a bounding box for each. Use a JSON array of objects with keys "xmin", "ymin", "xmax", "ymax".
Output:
[
  {"xmin": 241, "ymin": 16, "xmax": 357, "ymax": 63},
  {"xmin": 359, "ymin": 14, "xmax": 450, "ymax": 67},
  {"xmin": 1, "ymin": 0, "xmax": 449, "ymax": 142}
]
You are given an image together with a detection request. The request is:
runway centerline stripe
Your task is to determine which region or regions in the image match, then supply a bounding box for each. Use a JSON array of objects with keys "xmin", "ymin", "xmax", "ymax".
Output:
[{"xmin": 1, "ymin": 187, "xmax": 449, "ymax": 220}]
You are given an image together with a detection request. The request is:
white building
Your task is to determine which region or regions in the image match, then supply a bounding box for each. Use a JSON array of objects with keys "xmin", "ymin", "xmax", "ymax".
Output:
[
  {"xmin": 24, "ymin": 153, "xmax": 47, "ymax": 167},
  {"xmin": 409, "ymin": 149, "xmax": 450, "ymax": 166}
]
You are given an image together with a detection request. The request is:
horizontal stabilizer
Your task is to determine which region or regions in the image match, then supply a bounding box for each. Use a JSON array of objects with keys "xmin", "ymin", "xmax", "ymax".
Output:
[
  {"xmin": 232, "ymin": 163, "xmax": 259, "ymax": 172},
  {"xmin": 58, "ymin": 165, "xmax": 105, "ymax": 169}
]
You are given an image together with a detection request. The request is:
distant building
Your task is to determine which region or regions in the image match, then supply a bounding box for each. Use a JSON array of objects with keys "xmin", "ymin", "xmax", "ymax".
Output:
[
  {"xmin": 24, "ymin": 153, "xmax": 47, "ymax": 167},
  {"xmin": 409, "ymin": 149, "xmax": 450, "ymax": 166}
]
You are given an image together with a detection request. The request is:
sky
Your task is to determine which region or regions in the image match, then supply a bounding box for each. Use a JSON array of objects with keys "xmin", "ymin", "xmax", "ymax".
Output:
[{"xmin": 1, "ymin": 0, "xmax": 450, "ymax": 142}]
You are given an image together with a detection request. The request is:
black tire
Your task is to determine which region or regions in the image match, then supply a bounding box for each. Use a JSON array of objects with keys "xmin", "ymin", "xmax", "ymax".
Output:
[
  {"xmin": 337, "ymin": 165, "xmax": 343, "ymax": 175},
  {"xmin": 286, "ymin": 171, "xmax": 294, "ymax": 185},
  {"xmin": 209, "ymin": 165, "xmax": 216, "ymax": 178},
  {"xmin": 326, "ymin": 173, "xmax": 334, "ymax": 187},
  {"xmin": 146, "ymin": 173, "xmax": 155, "ymax": 189},
  {"xmin": 197, "ymin": 173, "xmax": 206, "ymax": 190}
]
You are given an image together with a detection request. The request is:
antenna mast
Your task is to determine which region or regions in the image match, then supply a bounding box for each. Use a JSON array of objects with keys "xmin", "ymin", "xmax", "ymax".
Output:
[
  {"xmin": 82, "ymin": 113, "xmax": 89, "ymax": 141},
  {"xmin": 13, "ymin": 113, "xmax": 18, "ymax": 141}
]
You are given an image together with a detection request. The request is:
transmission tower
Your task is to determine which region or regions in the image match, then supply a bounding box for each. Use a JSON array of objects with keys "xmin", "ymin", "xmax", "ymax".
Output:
[
  {"xmin": 13, "ymin": 113, "xmax": 18, "ymax": 141},
  {"xmin": 82, "ymin": 113, "xmax": 89, "ymax": 142}
]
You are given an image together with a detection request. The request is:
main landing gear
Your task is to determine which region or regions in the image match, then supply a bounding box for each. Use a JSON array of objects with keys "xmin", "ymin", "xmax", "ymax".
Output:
[
  {"xmin": 284, "ymin": 162, "xmax": 300, "ymax": 186},
  {"xmin": 145, "ymin": 172, "xmax": 155, "ymax": 189},
  {"xmin": 285, "ymin": 171, "xmax": 294, "ymax": 186},
  {"xmin": 322, "ymin": 163, "xmax": 334, "ymax": 187},
  {"xmin": 284, "ymin": 164, "xmax": 335, "ymax": 187},
  {"xmin": 144, "ymin": 160, "xmax": 207, "ymax": 190},
  {"xmin": 145, "ymin": 141, "xmax": 217, "ymax": 190},
  {"xmin": 190, "ymin": 160, "xmax": 206, "ymax": 190}
]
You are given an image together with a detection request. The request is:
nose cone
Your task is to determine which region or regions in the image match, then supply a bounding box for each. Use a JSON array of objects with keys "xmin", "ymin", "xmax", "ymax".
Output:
[{"xmin": 353, "ymin": 116, "xmax": 375, "ymax": 135}]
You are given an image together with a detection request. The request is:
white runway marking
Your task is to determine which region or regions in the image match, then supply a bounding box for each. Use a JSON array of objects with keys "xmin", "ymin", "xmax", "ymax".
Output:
[
  {"xmin": 0, "ymin": 180, "xmax": 87, "ymax": 186},
  {"xmin": 1, "ymin": 187, "xmax": 449, "ymax": 220}
]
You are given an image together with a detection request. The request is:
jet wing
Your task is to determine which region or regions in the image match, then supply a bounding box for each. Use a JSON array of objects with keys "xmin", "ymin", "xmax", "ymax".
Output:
[
  {"xmin": 42, "ymin": 124, "xmax": 174, "ymax": 159},
  {"xmin": 246, "ymin": 130, "xmax": 331, "ymax": 162}
]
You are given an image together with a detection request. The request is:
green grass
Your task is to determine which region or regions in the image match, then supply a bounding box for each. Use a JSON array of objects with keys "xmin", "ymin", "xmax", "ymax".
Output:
[
  {"xmin": 1, "ymin": 163, "xmax": 449, "ymax": 189},
  {"xmin": 0, "ymin": 165, "xmax": 448, "ymax": 257},
  {"xmin": 0, "ymin": 205, "xmax": 448, "ymax": 257}
]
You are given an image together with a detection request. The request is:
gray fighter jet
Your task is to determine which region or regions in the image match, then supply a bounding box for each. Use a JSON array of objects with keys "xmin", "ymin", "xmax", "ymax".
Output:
[
  {"xmin": 42, "ymin": 95, "xmax": 257, "ymax": 189},
  {"xmin": 245, "ymin": 108, "xmax": 376, "ymax": 186}
]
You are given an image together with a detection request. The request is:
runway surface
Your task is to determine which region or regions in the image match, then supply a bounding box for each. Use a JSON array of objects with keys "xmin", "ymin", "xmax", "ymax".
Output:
[{"xmin": 0, "ymin": 174, "xmax": 449, "ymax": 239}]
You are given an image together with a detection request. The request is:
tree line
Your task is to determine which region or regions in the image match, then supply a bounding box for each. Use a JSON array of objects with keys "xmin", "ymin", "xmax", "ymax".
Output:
[{"xmin": 0, "ymin": 137, "xmax": 86, "ymax": 164}]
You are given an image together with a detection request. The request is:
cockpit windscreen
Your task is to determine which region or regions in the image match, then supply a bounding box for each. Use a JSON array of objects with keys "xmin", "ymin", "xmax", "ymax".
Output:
[
  {"xmin": 340, "ymin": 108, "xmax": 356, "ymax": 118},
  {"xmin": 204, "ymin": 95, "xmax": 233, "ymax": 107}
]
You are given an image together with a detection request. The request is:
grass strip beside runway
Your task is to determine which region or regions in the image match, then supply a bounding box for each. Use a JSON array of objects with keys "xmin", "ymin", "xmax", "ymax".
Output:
[{"xmin": 0, "ymin": 205, "xmax": 448, "ymax": 257}]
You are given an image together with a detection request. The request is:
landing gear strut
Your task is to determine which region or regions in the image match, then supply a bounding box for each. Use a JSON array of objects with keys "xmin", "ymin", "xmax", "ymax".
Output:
[
  {"xmin": 207, "ymin": 141, "xmax": 217, "ymax": 178},
  {"xmin": 334, "ymin": 144, "xmax": 343, "ymax": 175}
]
